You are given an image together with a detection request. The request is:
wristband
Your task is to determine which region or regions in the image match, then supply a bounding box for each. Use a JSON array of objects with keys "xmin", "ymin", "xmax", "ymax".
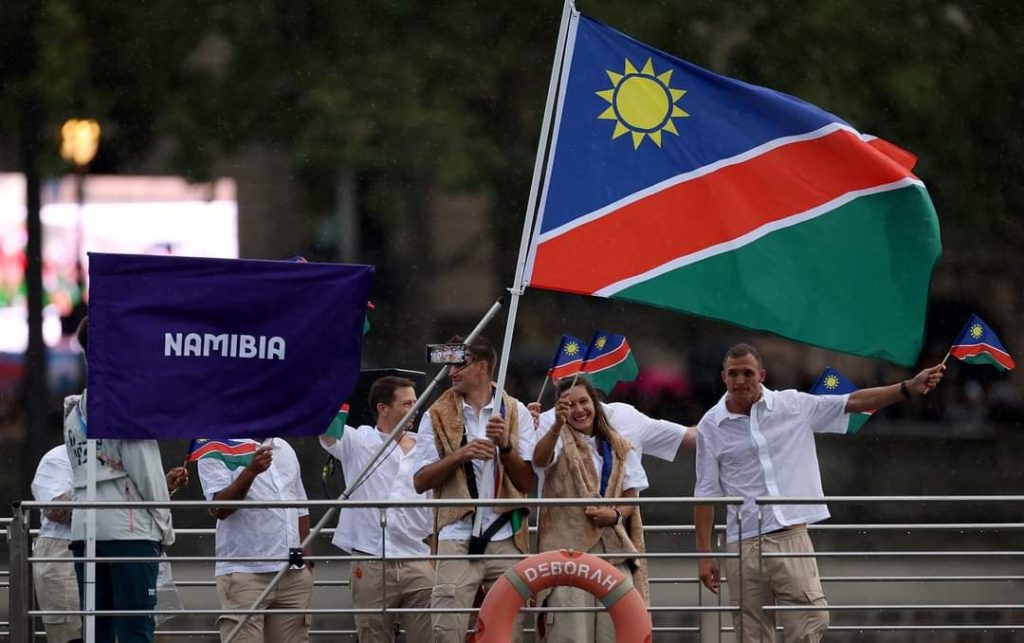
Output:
[
  {"xmin": 900, "ymin": 380, "xmax": 911, "ymax": 399},
  {"xmin": 498, "ymin": 444, "xmax": 513, "ymax": 454}
]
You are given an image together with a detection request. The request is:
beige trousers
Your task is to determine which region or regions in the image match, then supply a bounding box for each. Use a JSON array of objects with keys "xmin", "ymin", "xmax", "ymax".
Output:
[
  {"xmin": 539, "ymin": 542, "xmax": 629, "ymax": 643},
  {"xmin": 32, "ymin": 537, "xmax": 82, "ymax": 643},
  {"xmin": 350, "ymin": 557, "xmax": 434, "ymax": 643},
  {"xmin": 725, "ymin": 526, "xmax": 829, "ymax": 643},
  {"xmin": 215, "ymin": 567, "xmax": 313, "ymax": 642},
  {"xmin": 431, "ymin": 538, "xmax": 523, "ymax": 643}
]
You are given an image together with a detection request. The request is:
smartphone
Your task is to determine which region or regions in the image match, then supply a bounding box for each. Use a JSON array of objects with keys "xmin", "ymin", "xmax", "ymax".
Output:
[{"xmin": 426, "ymin": 343, "xmax": 468, "ymax": 365}]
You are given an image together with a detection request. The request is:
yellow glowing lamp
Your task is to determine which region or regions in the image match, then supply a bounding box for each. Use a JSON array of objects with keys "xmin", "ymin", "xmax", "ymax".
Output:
[{"xmin": 60, "ymin": 119, "xmax": 101, "ymax": 167}]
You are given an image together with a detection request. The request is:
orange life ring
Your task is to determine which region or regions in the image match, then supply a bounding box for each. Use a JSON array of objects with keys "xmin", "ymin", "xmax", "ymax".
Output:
[{"xmin": 471, "ymin": 549, "xmax": 652, "ymax": 643}]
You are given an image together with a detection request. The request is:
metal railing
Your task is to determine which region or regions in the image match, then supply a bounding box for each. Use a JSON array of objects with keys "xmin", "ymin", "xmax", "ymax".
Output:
[{"xmin": 3, "ymin": 495, "xmax": 1023, "ymax": 641}]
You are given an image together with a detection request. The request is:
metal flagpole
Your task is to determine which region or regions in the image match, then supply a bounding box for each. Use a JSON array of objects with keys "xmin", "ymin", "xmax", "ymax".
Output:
[
  {"xmin": 84, "ymin": 438, "xmax": 97, "ymax": 643},
  {"xmin": 481, "ymin": 0, "xmax": 576, "ymax": 537},
  {"xmin": 224, "ymin": 298, "xmax": 505, "ymax": 642}
]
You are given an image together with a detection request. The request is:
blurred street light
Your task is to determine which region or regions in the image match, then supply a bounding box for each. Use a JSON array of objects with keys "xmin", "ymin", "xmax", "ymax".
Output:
[{"xmin": 59, "ymin": 118, "xmax": 100, "ymax": 297}]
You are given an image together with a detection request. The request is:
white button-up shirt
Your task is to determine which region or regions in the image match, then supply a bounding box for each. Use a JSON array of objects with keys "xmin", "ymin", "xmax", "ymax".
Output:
[
  {"xmin": 32, "ymin": 445, "xmax": 74, "ymax": 540},
  {"xmin": 533, "ymin": 431, "xmax": 650, "ymax": 494},
  {"xmin": 320, "ymin": 426, "xmax": 431, "ymax": 557},
  {"xmin": 538, "ymin": 402, "xmax": 686, "ymax": 461},
  {"xmin": 198, "ymin": 438, "xmax": 309, "ymax": 576},
  {"xmin": 695, "ymin": 388, "xmax": 849, "ymax": 542},
  {"xmin": 412, "ymin": 396, "xmax": 535, "ymax": 542}
]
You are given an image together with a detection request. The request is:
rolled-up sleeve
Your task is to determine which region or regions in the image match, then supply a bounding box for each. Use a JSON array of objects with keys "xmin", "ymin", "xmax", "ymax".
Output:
[{"xmin": 694, "ymin": 421, "xmax": 723, "ymax": 499}]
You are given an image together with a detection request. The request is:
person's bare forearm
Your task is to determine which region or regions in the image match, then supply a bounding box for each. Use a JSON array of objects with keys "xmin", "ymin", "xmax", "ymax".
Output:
[
  {"xmin": 846, "ymin": 383, "xmax": 903, "ymax": 414},
  {"xmin": 501, "ymin": 451, "xmax": 534, "ymax": 492},
  {"xmin": 211, "ymin": 469, "xmax": 257, "ymax": 519},
  {"xmin": 413, "ymin": 453, "xmax": 464, "ymax": 494},
  {"xmin": 532, "ymin": 427, "xmax": 560, "ymax": 468},
  {"xmin": 695, "ymin": 504, "xmax": 716, "ymax": 553}
]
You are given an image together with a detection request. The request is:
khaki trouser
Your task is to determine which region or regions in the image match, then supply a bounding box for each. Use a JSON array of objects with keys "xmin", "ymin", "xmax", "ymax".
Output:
[
  {"xmin": 215, "ymin": 568, "xmax": 313, "ymax": 642},
  {"xmin": 431, "ymin": 538, "xmax": 523, "ymax": 643},
  {"xmin": 539, "ymin": 542, "xmax": 629, "ymax": 643},
  {"xmin": 725, "ymin": 526, "xmax": 829, "ymax": 643},
  {"xmin": 350, "ymin": 557, "xmax": 434, "ymax": 643},
  {"xmin": 32, "ymin": 537, "xmax": 82, "ymax": 643}
]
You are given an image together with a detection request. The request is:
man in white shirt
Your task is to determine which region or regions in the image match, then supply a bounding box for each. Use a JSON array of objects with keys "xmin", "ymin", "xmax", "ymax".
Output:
[
  {"xmin": 319, "ymin": 375, "xmax": 433, "ymax": 643},
  {"xmin": 695, "ymin": 343, "xmax": 945, "ymax": 643},
  {"xmin": 199, "ymin": 438, "xmax": 312, "ymax": 642},
  {"xmin": 31, "ymin": 444, "xmax": 81, "ymax": 643},
  {"xmin": 412, "ymin": 336, "xmax": 536, "ymax": 643}
]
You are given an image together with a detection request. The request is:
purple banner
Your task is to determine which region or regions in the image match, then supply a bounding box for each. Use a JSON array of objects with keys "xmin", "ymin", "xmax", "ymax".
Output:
[{"xmin": 87, "ymin": 253, "xmax": 373, "ymax": 440}]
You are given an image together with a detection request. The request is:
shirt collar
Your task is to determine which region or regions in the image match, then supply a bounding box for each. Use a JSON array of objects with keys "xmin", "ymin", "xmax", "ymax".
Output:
[{"xmin": 712, "ymin": 387, "xmax": 776, "ymax": 425}]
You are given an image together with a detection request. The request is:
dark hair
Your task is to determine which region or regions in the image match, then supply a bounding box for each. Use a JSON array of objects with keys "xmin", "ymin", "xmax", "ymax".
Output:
[
  {"xmin": 555, "ymin": 377, "xmax": 614, "ymax": 444},
  {"xmin": 368, "ymin": 376, "xmax": 416, "ymax": 421},
  {"xmin": 449, "ymin": 335, "xmax": 498, "ymax": 376},
  {"xmin": 723, "ymin": 343, "xmax": 763, "ymax": 369},
  {"xmin": 76, "ymin": 316, "xmax": 89, "ymax": 354}
]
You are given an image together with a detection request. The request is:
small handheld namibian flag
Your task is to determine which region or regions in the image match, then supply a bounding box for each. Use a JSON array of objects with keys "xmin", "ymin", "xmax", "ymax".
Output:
[
  {"xmin": 809, "ymin": 367, "xmax": 873, "ymax": 434},
  {"xmin": 548, "ymin": 334, "xmax": 586, "ymax": 381},
  {"xmin": 581, "ymin": 331, "xmax": 639, "ymax": 394},
  {"xmin": 186, "ymin": 439, "xmax": 258, "ymax": 470},
  {"xmin": 323, "ymin": 403, "xmax": 350, "ymax": 440},
  {"xmin": 948, "ymin": 315, "xmax": 1015, "ymax": 371}
]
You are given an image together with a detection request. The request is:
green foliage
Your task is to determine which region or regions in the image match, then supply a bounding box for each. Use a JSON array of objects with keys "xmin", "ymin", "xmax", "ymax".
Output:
[{"xmin": 3, "ymin": 0, "xmax": 1021, "ymax": 246}]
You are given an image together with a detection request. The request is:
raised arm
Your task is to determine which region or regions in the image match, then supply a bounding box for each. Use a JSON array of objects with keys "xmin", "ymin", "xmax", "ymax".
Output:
[{"xmin": 846, "ymin": 364, "xmax": 945, "ymax": 414}]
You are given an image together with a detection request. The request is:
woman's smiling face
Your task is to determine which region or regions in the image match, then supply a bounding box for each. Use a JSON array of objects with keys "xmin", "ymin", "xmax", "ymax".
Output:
[{"xmin": 563, "ymin": 384, "xmax": 596, "ymax": 434}]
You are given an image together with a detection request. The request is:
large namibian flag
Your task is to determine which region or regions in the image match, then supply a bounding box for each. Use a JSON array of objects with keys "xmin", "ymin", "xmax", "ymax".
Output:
[
  {"xmin": 581, "ymin": 331, "xmax": 638, "ymax": 394},
  {"xmin": 809, "ymin": 367, "xmax": 873, "ymax": 434},
  {"xmin": 948, "ymin": 315, "xmax": 1015, "ymax": 371},
  {"xmin": 524, "ymin": 13, "xmax": 941, "ymax": 366},
  {"xmin": 548, "ymin": 334, "xmax": 586, "ymax": 381},
  {"xmin": 87, "ymin": 253, "xmax": 373, "ymax": 440}
]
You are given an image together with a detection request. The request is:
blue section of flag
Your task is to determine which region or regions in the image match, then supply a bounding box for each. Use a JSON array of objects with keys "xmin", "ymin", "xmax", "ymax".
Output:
[
  {"xmin": 87, "ymin": 253, "xmax": 373, "ymax": 440},
  {"xmin": 952, "ymin": 315, "xmax": 1011, "ymax": 354},
  {"xmin": 539, "ymin": 13, "xmax": 845, "ymax": 235},
  {"xmin": 583, "ymin": 331, "xmax": 628, "ymax": 362},
  {"xmin": 549, "ymin": 334, "xmax": 586, "ymax": 374},
  {"xmin": 809, "ymin": 367, "xmax": 859, "ymax": 396}
]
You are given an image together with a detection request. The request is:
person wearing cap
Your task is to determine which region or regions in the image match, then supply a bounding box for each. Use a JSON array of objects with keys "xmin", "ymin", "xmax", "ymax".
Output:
[{"xmin": 319, "ymin": 375, "xmax": 433, "ymax": 643}]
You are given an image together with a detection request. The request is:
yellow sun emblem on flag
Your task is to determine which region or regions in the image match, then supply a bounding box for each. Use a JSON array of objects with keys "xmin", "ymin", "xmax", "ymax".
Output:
[
  {"xmin": 970, "ymin": 323, "xmax": 984, "ymax": 339},
  {"xmin": 823, "ymin": 374, "xmax": 840, "ymax": 390},
  {"xmin": 564, "ymin": 341, "xmax": 580, "ymax": 356},
  {"xmin": 597, "ymin": 57, "xmax": 689, "ymax": 150},
  {"xmin": 595, "ymin": 336, "xmax": 608, "ymax": 350}
]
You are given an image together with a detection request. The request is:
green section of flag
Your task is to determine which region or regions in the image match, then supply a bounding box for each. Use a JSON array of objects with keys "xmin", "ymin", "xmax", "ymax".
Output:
[
  {"xmin": 363, "ymin": 316, "xmax": 370, "ymax": 335},
  {"xmin": 324, "ymin": 407, "xmax": 349, "ymax": 439},
  {"xmin": 959, "ymin": 353, "xmax": 1011, "ymax": 371},
  {"xmin": 613, "ymin": 186, "xmax": 940, "ymax": 366},
  {"xmin": 197, "ymin": 452, "xmax": 253, "ymax": 471},
  {"xmin": 847, "ymin": 413, "xmax": 872, "ymax": 435},
  {"xmin": 586, "ymin": 351, "xmax": 639, "ymax": 394}
]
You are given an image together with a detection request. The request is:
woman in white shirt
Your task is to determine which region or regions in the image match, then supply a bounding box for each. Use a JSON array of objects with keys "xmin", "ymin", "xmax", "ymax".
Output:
[{"xmin": 531, "ymin": 378, "xmax": 650, "ymax": 643}]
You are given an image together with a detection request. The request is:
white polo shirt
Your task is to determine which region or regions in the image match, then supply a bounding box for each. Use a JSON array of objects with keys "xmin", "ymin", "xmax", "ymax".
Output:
[
  {"xmin": 694, "ymin": 388, "xmax": 849, "ymax": 542},
  {"xmin": 537, "ymin": 402, "xmax": 686, "ymax": 462},
  {"xmin": 31, "ymin": 445, "xmax": 74, "ymax": 541},
  {"xmin": 320, "ymin": 426, "xmax": 431, "ymax": 557},
  {"xmin": 533, "ymin": 431, "xmax": 649, "ymax": 494},
  {"xmin": 198, "ymin": 438, "xmax": 309, "ymax": 576},
  {"xmin": 412, "ymin": 396, "xmax": 535, "ymax": 542}
]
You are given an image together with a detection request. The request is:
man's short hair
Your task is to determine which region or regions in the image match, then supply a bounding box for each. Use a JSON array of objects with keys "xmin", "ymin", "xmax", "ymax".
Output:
[
  {"xmin": 449, "ymin": 335, "xmax": 498, "ymax": 375},
  {"xmin": 368, "ymin": 376, "xmax": 416, "ymax": 421},
  {"xmin": 76, "ymin": 316, "xmax": 89, "ymax": 354},
  {"xmin": 723, "ymin": 343, "xmax": 763, "ymax": 369}
]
